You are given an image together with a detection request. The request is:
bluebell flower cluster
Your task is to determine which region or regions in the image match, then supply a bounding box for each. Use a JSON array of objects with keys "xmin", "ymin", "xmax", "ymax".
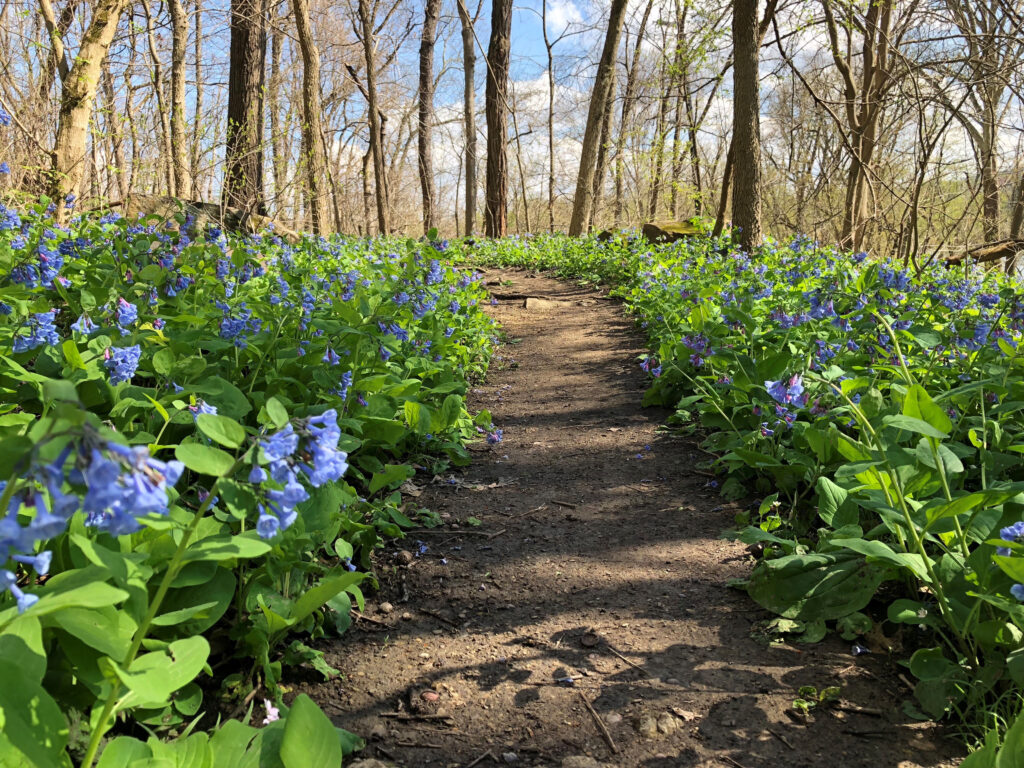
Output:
[
  {"xmin": 12, "ymin": 310, "xmax": 60, "ymax": 352},
  {"xmin": 105, "ymin": 345, "xmax": 142, "ymax": 384},
  {"xmin": 251, "ymin": 410, "xmax": 349, "ymax": 539}
]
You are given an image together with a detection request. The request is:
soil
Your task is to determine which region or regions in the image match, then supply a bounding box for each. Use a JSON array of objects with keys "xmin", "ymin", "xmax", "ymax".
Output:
[{"xmin": 307, "ymin": 269, "xmax": 963, "ymax": 768}]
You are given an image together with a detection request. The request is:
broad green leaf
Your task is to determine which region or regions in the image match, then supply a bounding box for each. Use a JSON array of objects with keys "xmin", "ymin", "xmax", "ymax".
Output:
[
  {"xmin": 265, "ymin": 397, "xmax": 289, "ymax": 429},
  {"xmin": 369, "ymin": 463, "xmax": 414, "ymax": 494},
  {"xmin": 280, "ymin": 695, "xmax": 342, "ymax": 768},
  {"xmin": 747, "ymin": 551, "xmax": 887, "ymax": 621},
  {"xmin": 903, "ymin": 384, "xmax": 953, "ymax": 435},
  {"xmin": 197, "ymin": 413, "xmax": 246, "ymax": 449},
  {"xmin": 183, "ymin": 534, "xmax": 271, "ymax": 563},
  {"xmin": 882, "ymin": 414, "xmax": 948, "ymax": 439},
  {"xmin": 0, "ymin": 659, "xmax": 68, "ymax": 767},
  {"xmin": 96, "ymin": 737, "xmax": 152, "ymax": 768},
  {"xmin": 831, "ymin": 537, "xmax": 930, "ymax": 581},
  {"xmin": 175, "ymin": 443, "xmax": 237, "ymax": 477},
  {"xmin": 289, "ymin": 572, "xmax": 364, "ymax": 625},
  {"xmin": 113, "ymin": 636, "xmax": 210, "ymax": 711}
]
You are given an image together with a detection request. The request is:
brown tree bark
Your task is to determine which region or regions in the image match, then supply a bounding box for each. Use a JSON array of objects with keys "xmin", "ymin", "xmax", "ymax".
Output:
[
  {"xmin": 417, "ymin": 0, "xmax": 442, "ymax": 234},
  {"xmin": 292, "ymin": 0, "xmax": 330, "ymax": 232},
  {"xmin": 456, "ymin": 0, "xmax": 479, "ymax": 235},
  {"xmin": 268, "ymin": 2, "xmax": 286, "ymax": 210},
  {"xmin": 613, "ymin": 0, "xmax": 654, "ymax": 227},
  {"xmin": 568, "ymin": 0, "xmax": 629, "ymax": 235},
  {"xmin": 731, "ymin": 0, "xmax": 762, "ymax": 250},
  {"xmin": 590, "ymin": 71, "xmax": 615, "ymax": 230},
  {"xmin": 223, "ymin": 0, "xmax": 268, "ymax": 215},
  {"xmin": 484, "ymin": 0, "xmax": 513, "ymax": 237},
  {"xmin": 141, "ymin": 0, "xmax": 175, "ymax": 196},
  {"xmin": 169, "ymin": 0, "xmax": 192, "ymax": 198},
  {"xmin": 358, "ymin": 0, "xmax": 390, "ymax": 234},
  {"xmin": 191, "ymin": 0, "xmax": 204, "ymax": 191},
  {"xmin": 47, "ymin": 0, "xmax": 129, "ymax": 219}
]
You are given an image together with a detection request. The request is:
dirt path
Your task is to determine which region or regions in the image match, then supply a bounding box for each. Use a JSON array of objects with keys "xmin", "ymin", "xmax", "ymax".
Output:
[{"xmin": 309, "ymin": 270, "xmax": 960, "ymax": 768}]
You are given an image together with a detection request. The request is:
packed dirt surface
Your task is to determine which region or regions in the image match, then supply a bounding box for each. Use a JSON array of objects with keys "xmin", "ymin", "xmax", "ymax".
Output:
[{"xmin": 309, "ymin": 269, "xmax": 962, "ymax": 768}]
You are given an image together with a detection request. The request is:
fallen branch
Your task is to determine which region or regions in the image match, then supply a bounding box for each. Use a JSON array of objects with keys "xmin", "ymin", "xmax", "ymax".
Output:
[
  {"xmin": 576, "ymin": 690, "xmax": 618, "ymax": 755},
  {"xmin": 603, "ymin": 643, "xmax": 649, "ymax": 677},
  {"xmin": 464, "ymin": 749, "xmax": 495, "ymax": 768}
]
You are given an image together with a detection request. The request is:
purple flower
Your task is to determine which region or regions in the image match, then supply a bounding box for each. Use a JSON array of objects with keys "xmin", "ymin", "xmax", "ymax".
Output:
[
  {"xmin": 1012, "ymin": 584, "xmax": 1024, "ymax": 602},
  {"xmin": 998, "ymin": 521, "xmax": 1024, "ymax": 556},
  {"xmin": 0, "ymin": 162, "xmax": 9, "ymax": 174},
  {"xmin": 104, "ymin": 345, "xmax": 141, "ymax": 385},
  {"xmin": 115, "ymin": 297, "xmax": 138, "ymax": 331},
  {"xmin": 72, "ymin": 313, "xmax": 97, "ymax": 335},
  {"xmin": 12, "ymin": 310, "xmax": 60, "ymax": 352},
  {"xmin": 0, "ymin": 108, "xmax": 10, "ymax": 127},
  {"xmin": 1, "ymin": 569, "xmax": 38, "ymax": 613},
  {"xmin": 765, "ymin": 374, "xmax": 807, "ymax": 408}
]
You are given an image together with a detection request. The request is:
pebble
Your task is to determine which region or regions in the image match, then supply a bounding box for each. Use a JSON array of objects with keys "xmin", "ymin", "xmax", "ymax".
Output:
[
  {"xmin": 604, "ymin": 712, "xmax": 622, "ymax": 726},
  {"xmin": 635, "ymin": 715, "xmax": 659, "ymax": 739},
  {"xmin": 400, "ymin": 612, "xmax": 413, "ymax": 621},
  {"xmin": 369, "ymin": 723, "xmax": 388, "ymax": 740},
  {"xmin": 349, "ymin": 761, "xmax": 392, "ymax": 768},
  {"xmin": 502, "ymin": 752, "xmax": 519, "ymax": 763},
  {"xmin": 657, "ymin": 712, "xmax": 679, "ymax": 734},
  {"xmin": 379, "ymin": 602, "xmax": 394, "ymax": 614},
  {"xmin": 421, "ymin": 690, "xmax": 440, "ymax": 703},
  {"xmin": 562, "ymin": 757, "xmax": 601, "ymax": 768}
]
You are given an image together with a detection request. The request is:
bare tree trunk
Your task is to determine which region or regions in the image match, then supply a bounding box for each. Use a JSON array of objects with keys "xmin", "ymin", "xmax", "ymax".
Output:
[
  {"xmin": 48, "ymin": 0, "xmax": 129, "ymax": 220},
  {"xmin": 291, "ymin": 0, "xmax": 329, "ymax": 232},
  {"xmin": 141, "ymin": 0, "xmax": 175, "ymax": 196},
  {"xmin": 417, "ymin": 0, "xmax": 442, "ymax": 234},
  {"xmin": 568, "ymin": 0, "xmax": 629, "ymax": 235},
  {"xmin": 268, "ymin": 2, "xmax": 287, "ymax": 213},
  {"xmin": 542, "ymin": 0, "xmax": 556, "ymax": 232},
  {"xmin": 732, "ymin": 0, "xmax": 762, "ymax": 250},
  {"xmin": 169, "ymin": 0, "xmax": 192, "ymax": 197},
  {"xmin": 223, "ymin": 0, "xmax": 268, "ymax": 214},
  {"xmin": 36, "ymin": 0, "xmax": 77, "ymax": 106},
  {"xmin": 648, "ymin": 60, "xmax": 671, "ymax": 219},
  {"xmin": 457, "ymin": 0, "xmax": 478, "ymax": 235},
  {"xmin": 613, "ymin": 0, "xmax": 654, "ymax": 227},
  {"xmin": 191, "ymin": 0, "xmax": 204, "ymax": 190},
  {"xmin": 101, "ymin": 64, "xmax": 126, "ymax": 198},
  {"xmin": 358, "ymin": 0, "xmax": 389, "ymax": 234},
  {"xmin": 361, "ymin": 149, "xmax": 372, "ymax": 235},
  {"xmin": 590, "ymin": 72, "xmax": 615, "ymax": 230},
  {"xmin": 484, "ymin": 0, "xmax": 513, "ymax": 237}
]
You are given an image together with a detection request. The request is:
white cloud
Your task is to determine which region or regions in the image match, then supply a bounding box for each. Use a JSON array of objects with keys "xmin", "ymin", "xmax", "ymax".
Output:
[{"xmin": 545, "ymin": 0, "xmax": 584, "ymax": 36}]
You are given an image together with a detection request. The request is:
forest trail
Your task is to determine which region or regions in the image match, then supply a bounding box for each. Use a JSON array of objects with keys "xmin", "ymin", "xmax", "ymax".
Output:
[{"xmin": 309, "ymin": 270, "xmax": 960, "ymax": 768}]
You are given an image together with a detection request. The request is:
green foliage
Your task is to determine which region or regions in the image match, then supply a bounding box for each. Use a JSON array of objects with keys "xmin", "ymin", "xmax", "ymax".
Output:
[{"xmin": 0, "ymin": 201, "xmax": 498, "ymax": 766}]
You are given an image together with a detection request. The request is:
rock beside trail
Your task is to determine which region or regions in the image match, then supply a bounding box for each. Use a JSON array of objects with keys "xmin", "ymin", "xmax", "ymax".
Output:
[
  {"xmin": 641, "ymin": 220, "xmax": 702, "ymax": 243},
  {"xmin": 113, "ymin": 194, "xmax": 301, "ymax": 243}
]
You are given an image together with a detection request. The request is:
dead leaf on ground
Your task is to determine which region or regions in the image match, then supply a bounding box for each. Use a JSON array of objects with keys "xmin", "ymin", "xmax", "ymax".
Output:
[{"xmin": 671, "ymin": 707, "xmax": 698, "ymax": 721}]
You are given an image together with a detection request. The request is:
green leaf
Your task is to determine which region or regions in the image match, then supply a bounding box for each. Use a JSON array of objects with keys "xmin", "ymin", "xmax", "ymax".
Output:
[
  {"xmin": 96, "ymin": 737, "xmax": 152, "ymax": 768},
  {"xmin": 265, "ymin": 397, "xmax": 289, "ymax": 429},
  {"xmin": 175, "ymin": 443, "xmax": 237, "ymax": 477},
  {"xmin": 197, "ymin": 413, "xmax": 246, "ymax": 449},
  {"xmin": 882, "ymin": 414, "xmax": 948, "ymax": 439},
  {"xmin": 903, "ymin": 384, "xmax": 953, "ymax": 436},
  {"xmin": 207, "ymin": 720, "xmax": 263, "ymax": 768},
  {"xmin": 369, "ymin": 463, "xmax": 414, "ymax": 494},
  {"xmin": 0, "ymin": 658, "xmax": 68, "ymax": 767},
  {"xmin": 183, "ymin": 534, "xmax": 272, "ymax": 563},
  {"xmin": 831, "ymin": 538, "xmax": 930, "ymax": 581},
  {"xmin": 280, "ymin": 695, "xmax": 342, "ymax": 768},
  {"xmin": 816, "ymin": 477, "xmax": 856, "ymax": 528},
  {"xmin": 62, "ymin": 340, "xmax": 86, "ymax": 370},
  {"xmin": 289, "ymin": 572, "xmax": 364, "ymax": 626},
  {"xmin": 999, "ymin": 706, "xmax": 1024, "ymax": 768},
  {"xmin": 747, "ymin": 551, "xmax": 887, "ymax": 621},
  {"xmin": 113, "ymin": 636, "xmax": 210, "ymax": 710}
]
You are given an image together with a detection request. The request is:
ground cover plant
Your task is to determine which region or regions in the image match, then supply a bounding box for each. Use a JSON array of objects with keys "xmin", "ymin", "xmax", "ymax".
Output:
[
  {"xmin": 469, "ymin": 232, "xmax": 1024, "ymax": 749},
  {"xmin": 0, "ymin": 198, "xmax": 498, "ymax": 767}
]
